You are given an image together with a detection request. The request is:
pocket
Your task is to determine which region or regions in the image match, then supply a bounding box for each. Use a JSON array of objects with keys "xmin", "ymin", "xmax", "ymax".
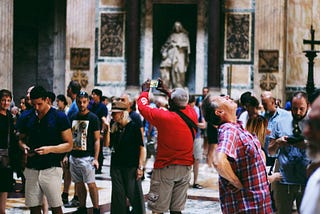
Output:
[{"xmin": 148, "ymin": 180, "xmax": 161, "ymax": 204}]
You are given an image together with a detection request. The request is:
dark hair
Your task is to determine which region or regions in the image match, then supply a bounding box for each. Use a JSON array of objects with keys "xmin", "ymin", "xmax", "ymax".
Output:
[
  {"xmin": 201, "ymin": 94, "xmax": 221, "ymax": 126},
  {"xmin": 30, "ymin": 86, "xmax": 47, "ymax": 100},
  {"xmin": 188, "ymin": 95, "xmax": 196, "ymax": 103},
  {"xmin": 0, "ymin": 89, "xmax": 12, "ymax": 100},
  {"xmin": 240, "ymin": 91, "xmax": 252, "ymax": 106},
  {"xmin": 247, "ymin": 96, "xmax": 260, "ymax": 108},
  {"xmin": 68, "ymin": 80, "xmax": 81, "ymax": 95},
  {"xmin": 92, "ymin": 89, "xmax": 102, "ymax": 99},
  {"xmin": 47, "ymin": 91, "xmax": 56, "ymax": 102},
  {"xmin": 57, "ymin": 94, "xmax": 68, "ymax": 106},
  {"xmin": 77, "ymin": 91, "xmax": 89, "ymax": 99}
]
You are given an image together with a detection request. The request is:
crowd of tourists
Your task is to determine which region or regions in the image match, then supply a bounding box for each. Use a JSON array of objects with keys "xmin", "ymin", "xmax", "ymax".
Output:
[{"xmin": 1, "ymin": 78, "xmax": 320, "ymax": 214}]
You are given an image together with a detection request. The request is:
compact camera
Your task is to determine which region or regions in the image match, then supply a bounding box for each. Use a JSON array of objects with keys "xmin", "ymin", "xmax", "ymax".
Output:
[{"xmin": 150, "ymin": 79, "xmax": 159, "ymax": 88}]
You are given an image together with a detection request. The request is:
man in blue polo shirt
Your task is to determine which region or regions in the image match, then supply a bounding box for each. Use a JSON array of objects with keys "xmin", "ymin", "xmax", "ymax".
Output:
[{"xmin": 17, "ymin": 86, "xmax": 73, "ymax": 214}]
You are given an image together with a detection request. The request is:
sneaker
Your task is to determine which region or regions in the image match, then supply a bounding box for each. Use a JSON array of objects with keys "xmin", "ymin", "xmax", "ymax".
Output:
[
  {"xmin": 73, "ymin": 207, "xmax": 87, "ymax": 214},
  {"xmin": 61, "ymin": 193, "xmax": 69, "ymax": 205},
  {"xmin": 64, "ymin": 197, "xmax": 80, "ymax": 208},
  {"xmin": 192, "ymin": 184, "xmax": 203, "ymax": 189}
]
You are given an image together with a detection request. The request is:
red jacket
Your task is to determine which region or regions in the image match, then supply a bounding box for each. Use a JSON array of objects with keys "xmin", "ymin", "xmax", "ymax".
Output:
[{"xmin": 137, "ymin": 92, "xmax": 197, "ymax": 168}]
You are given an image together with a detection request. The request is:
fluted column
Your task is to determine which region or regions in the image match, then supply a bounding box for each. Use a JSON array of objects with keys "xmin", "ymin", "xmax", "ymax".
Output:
[
  {"xmin": 126, "ymin": 0, "xmax": 140, "ymax": 87},
  {"xmin": 207, "ymin": 0, "xmax": 221, "ymax": 88},
  {"xmin": 0, "ymin": 0, "xmax": 13, "ymax": 90}
]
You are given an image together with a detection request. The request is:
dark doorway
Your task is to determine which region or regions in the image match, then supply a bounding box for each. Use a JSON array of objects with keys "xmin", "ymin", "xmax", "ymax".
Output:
[
  {"xmin": 13, "ymin": 0, "xmax": 66, "ymax": 105},
  {"xmin": 153, "ymin": 4, "xmax": 197, "ymax": 91}
]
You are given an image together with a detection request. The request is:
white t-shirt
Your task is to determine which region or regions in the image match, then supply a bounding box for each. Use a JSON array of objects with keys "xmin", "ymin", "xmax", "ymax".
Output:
[{"xmin": 300, "ymin": 166, "xmax": 320, "ymax": 214}]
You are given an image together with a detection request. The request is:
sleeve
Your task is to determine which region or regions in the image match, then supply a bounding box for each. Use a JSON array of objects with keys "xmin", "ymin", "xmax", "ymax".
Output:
[
  {"xmin": 137, "ymin": 92, "xmax": 168, "ymax": 126},
  {"xmin": 57, "ymin": 110, "xmax": 71, "ymax": 131},
  {"xmin": 216, "ymin": 124, "xmax": 237, "ymax": 159}
]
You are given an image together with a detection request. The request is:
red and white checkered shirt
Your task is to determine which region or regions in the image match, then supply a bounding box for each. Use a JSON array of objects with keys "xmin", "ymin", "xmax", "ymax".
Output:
[{"xmin": 217, "ymin": 122, "xmax": 272, "ymax": 214}]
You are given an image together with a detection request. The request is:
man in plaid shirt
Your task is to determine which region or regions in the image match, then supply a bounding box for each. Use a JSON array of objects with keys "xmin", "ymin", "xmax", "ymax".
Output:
[{"xmin": 202, "ymin": 95, "xmax": 272, "ymax": 213}]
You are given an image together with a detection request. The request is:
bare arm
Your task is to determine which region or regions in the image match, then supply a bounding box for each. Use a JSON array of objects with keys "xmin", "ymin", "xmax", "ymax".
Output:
[
  {"xmin": 213, "ymin": 152, "xmax": 243, "ymax": 189},
  {"xmin": 207, "ymin": 143, "xmax": 217, "ymax": 167},
  {"xmin": 137, "ymin": 145, "xmax": 146, "ymax": 180},
  {"xmin": 92, "ymin": 130, "xmax": 100, "ymax": 169},
  {"xmin": 268, "ymin": 136, "xmax": 287, "ymax": 156}
]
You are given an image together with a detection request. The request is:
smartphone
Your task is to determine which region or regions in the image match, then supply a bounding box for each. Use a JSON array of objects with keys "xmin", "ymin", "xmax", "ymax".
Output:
[{"xmin": 150, "ymin": 80, "xmax": 159, "ymax": 88}]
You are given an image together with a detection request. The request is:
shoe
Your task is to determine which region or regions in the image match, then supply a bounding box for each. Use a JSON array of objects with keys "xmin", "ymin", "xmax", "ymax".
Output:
[
  {"xmin": 64, "ymin": 197, "xmax": 80, "ymax": 208},
  {"xmin": 61, "ymin": 193, "xmax": 69, "ymax": 205},
  {"xmin": 73, "ymin": 207, "xmax": 87, "ymax": 214},
  {"xmin": 192, "ymin": 184, "xmax": 203, "ymax": 189}
]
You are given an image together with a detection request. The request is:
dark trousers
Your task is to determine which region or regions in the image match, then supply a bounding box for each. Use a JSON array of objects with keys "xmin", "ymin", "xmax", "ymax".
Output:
[{"xmin": 110, "ymin": 166, "xmax": 146, "ymax": 214}]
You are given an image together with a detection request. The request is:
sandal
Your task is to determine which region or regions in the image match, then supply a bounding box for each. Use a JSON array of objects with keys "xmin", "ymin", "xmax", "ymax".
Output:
[{"xmin": 192, "ymin": 183, "xmax": 203, "ymax": 189}]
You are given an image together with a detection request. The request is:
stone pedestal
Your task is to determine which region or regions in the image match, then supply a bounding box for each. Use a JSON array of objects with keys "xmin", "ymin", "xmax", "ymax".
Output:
[{"xmin": 0, "ymin": 0, "xmax": 13, "ymax": 90}]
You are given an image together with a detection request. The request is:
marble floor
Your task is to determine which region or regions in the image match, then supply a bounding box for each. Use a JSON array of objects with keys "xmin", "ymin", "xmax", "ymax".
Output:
[{"xmin": 6, "ymin": 150, "xmax": 222, "ymax": 214}]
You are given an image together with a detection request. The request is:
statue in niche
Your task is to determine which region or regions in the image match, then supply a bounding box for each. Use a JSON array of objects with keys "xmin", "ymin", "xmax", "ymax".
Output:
[{"xmin": 160, "ymin": 21, "xmax": 190, "ymax": 88}]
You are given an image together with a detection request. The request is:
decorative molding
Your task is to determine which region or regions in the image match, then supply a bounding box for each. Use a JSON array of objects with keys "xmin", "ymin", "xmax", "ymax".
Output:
[
  {"xmin": 258, "ymin": 50, "xmax": 279, "ymax": 72},
  {"xmin": 99, "ymin": 12, "xmax": 125, "ymax": 57},
  {"xmin": 260, "ymin": 73, "xmax": 277, "ymax": 90},
  {"xmin": 70, "ymin": 48, "xmax": 90, "ymax": 70},
  {"xmin": 224, "ymin": 12, "xmax": 252, "ymax": 62},
  {"xmin": 72, "ymin": 70, "xmax": 89, "ymax": 88}
]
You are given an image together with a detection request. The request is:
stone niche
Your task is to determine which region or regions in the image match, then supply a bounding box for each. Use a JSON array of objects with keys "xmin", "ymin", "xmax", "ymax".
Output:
[{"xmin": 152, "ymin": 3, "xmax": 197, "ymax": 91}]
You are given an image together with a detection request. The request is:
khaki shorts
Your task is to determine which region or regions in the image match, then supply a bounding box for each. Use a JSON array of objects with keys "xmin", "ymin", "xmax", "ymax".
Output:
[
  {"xmin": 193, "ymin": 137, "xmax": 203, "ymax": 160},
  {"xmin": 147, "ymin": 165, "xmax": 191, "ymax": 213},
  {"xmin": 24, "ymin": 167, "xmax": 63, "ymax": 208}
]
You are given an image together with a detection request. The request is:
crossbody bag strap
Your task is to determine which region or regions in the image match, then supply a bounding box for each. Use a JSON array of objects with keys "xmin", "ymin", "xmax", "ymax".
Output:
[{"xmin": 174, "ymin": 110, "xmax": 197, "ymax": 140}]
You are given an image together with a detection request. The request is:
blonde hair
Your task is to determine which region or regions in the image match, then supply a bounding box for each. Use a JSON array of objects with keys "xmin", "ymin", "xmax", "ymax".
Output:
[
  {"xmin": 110, "ymin": 110, "xmax": 130, "ymax": 133},
  {"xmin": 246, "ymin": 115, "xmax": 268, "ymax": 148}
]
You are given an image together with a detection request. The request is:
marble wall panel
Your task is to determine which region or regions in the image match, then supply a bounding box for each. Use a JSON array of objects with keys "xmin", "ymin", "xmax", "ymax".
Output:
[{"xmin": 225, "ymin": 0, "xmax": 252, "ymax": 9}]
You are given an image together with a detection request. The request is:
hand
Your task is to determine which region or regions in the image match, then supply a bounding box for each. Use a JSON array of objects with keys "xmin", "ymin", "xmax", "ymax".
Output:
[
  {"xmin": 35, "ymin": 146, "xmax": 51, "ymax": 155},
  {"xmin": 92, "ymin": 159, "xmax": 99, "ymax": 170},
  {"xmin": 141, "ymin": 79, "xmax": 151, "ymax": 92},
  {"xmin": 61, "ymin": 155, "xmax": 69, "ymax": 168},
  {"xmin": 268, "ymin": 172, "xmax": 282, "ymax": 183},
  {"xmin": 136, "ymin": 168, "xmax": 144, "ymax": 180},
  {"xmin": 156, "ymin": 79, "xmax": 170, "ymax": 96},
  {"xmin": 276, "ymin": 136, "xmax": 289, "ymax": 147}
]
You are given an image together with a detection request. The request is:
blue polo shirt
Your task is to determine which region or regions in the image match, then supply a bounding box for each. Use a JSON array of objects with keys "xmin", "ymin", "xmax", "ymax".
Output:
[
  {"xmin": 17, "ymin": 108, "xmax": 71, "ymax": 170},
  {"xmin": 270, "ymin": 114, "xmax": 309, "ymax": 185}
]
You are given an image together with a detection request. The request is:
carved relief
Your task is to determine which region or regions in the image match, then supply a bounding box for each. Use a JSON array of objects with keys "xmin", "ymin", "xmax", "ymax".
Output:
[
  {"xmin": 258, "ymin": 50, "xmax": 279, "ymax": 72},
  {"xmin": 72, "ymin": 71, "xmax": 89, "ymax": 88},
  {"xmin": 100, "ymin": 13, "xmax": 124, "ymax": 57},
  {"xmin": 224, "ymin": 12, "xmax": 251, "ymax": 62},
  {"xmin": 260, "ymin": 73, "xmax": 277, "ymax": 90},
  {"xmin": 70, "ymin": 48, "xmax": 90, "ymax": 70}
]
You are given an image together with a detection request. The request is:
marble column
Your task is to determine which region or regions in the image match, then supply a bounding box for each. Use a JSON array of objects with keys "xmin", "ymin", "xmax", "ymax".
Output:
[
  {"xmin": 207, "ymin": 0, "xmax": 221, "ymax": 88},
  {"xmin": 126, "ymin": 0, "xmax": 140, "ymax": 87},
  {"xmin": 0, "ymin": 0, "xmax": 13, "ymax": 90}
]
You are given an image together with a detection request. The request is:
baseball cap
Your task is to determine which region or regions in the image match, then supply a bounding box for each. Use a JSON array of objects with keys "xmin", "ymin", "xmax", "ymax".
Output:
[{"xmin": 110, "ymin": 101, "xmax": 128, "ymax": 112}]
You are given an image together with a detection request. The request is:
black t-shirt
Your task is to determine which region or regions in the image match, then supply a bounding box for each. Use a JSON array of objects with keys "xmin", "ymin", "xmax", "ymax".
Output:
[
  {"xmin": 17, "ymin": 108, "xmax": 71, "ymax": 170},
  {"xmin": 110, "ymin": 121, "xmax": 143, "ymax": 168},
  {"xmin": 0, "ymin": 111, "xmax": 14, "ymax": 149},
  {"xmin": 207, "ymin": 124, "xmax": 218, "ymax": 144},
  {"xmin": 70, "ymin": 112, "xmax": 100, "ymax": 157}
]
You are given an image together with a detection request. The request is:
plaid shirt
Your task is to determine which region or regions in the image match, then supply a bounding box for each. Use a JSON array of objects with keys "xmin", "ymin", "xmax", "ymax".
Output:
[{"xmin": 217, "ymin": 122, "xmax": 272, "ymax": 214}]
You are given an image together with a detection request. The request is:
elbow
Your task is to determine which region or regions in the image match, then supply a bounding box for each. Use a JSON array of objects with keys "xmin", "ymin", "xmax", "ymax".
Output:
[{"xmin": 66, "ymin": 142, "xmax": 73, "ymax": 152}]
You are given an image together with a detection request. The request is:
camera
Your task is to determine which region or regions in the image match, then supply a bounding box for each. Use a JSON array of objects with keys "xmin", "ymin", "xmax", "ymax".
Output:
[
  {"xmin": 287, "ymin": 135, "xmax": 304, "ymax": 144},
  {"xmin": 150, "ymin": 79, "xmax": 159, "ymax": 88}
]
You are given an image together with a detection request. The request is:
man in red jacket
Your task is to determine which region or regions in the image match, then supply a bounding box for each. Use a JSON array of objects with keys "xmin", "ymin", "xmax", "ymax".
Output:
[{"xmin": 137, "ymin": 79, "xmax": 197, "ymax": 214}]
